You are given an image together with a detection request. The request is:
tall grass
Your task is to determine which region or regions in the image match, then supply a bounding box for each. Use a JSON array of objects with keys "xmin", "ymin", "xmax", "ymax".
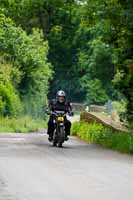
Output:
[
  {"xmin": 72, "ymin": 121, "xmax": 133, "ymax": 154},
  {"xmin": 0, "ymin": 116, "xmax": 47, "ymax": 133}
]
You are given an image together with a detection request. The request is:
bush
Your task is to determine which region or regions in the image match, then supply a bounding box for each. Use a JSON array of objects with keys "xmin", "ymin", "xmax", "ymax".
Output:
[
  {"xmin": 112, "ymin": 100, "xmax": 127, "ymax": 122},
  {"xmin": 0, "ymin": 116, "xmax": 47, "ymax": 133},
  {"xmin": 71, "ymin": 121, "xmax": 133, "ymax": 154},
  {"xmin": 0, "ymin": 83, "xmax": 22, "ymax": 117},
  {"xmin": 0, "ymin": 60, "xmax": 23, "ymax": 116}
]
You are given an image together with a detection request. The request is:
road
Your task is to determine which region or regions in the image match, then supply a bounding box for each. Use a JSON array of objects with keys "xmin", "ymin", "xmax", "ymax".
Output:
[{"xmin": 0, "ymin": 131, "xmax": 133, "ymax": 200}]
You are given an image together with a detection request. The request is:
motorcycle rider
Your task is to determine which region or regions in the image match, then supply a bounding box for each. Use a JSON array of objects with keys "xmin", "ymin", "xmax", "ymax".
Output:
[{"xmin": 46, "ymin": 90, "xmax": 73, "ymax": 142}]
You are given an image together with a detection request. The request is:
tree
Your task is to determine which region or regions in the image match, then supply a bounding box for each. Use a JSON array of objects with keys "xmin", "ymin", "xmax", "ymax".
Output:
[
  {"xmin": 0, "ymin": 14, "xmax": 52, "ymax": 117},
  {"xmin": 86, "ymin": 79, "xmax": 108, "ymax": 105}
]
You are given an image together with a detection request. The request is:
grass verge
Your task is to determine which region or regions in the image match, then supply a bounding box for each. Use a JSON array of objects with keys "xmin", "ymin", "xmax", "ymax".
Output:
[
  {"xmin": 0, "ymin": 116, "xmax": 47, "ymax": 133},
  {"xmin": 71, "ymin": 121, "xmax": 133, "ymax": 154}
]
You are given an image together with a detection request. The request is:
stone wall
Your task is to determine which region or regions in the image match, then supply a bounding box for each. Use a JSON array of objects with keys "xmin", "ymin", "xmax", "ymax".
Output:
[{"xmin": 80, "ymin": 112, "xmax": 128, "ymax": 132}]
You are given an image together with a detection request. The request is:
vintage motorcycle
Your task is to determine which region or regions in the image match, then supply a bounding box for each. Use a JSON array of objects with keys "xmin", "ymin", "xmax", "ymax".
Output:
[{"xmin": 47, "ymin": 111, "xmax": 68, "ymax": 148}]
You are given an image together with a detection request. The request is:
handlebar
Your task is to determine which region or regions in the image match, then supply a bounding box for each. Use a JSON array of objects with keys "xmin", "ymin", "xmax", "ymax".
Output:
[
  {"xmin": 46, "ymin": 110, "xmax": 73, "ymax": 116},
  {"xmin": 51, "ymin": 111, "xmax": 66, "ymax": 117}
]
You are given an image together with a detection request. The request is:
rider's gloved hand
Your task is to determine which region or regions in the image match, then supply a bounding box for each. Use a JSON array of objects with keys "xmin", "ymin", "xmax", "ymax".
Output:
[
  {"xmin": 69, "ymin": 111, "xmax": 74, "ymax": 116},
  {"xmin": 46, "ymin": 109, "xmax": 52, "ymax": 115}
]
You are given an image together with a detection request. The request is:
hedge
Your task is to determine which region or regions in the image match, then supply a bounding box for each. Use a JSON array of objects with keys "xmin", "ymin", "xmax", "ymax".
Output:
[{"xmin": 71, "ymin": 121, "xmax": 133, "ymax": 154}]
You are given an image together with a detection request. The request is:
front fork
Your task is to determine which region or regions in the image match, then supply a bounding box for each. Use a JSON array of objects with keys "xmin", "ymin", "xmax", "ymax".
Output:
[{"xmin": 55, "ymin": 121, "xmax": 64, "ymax": 137}]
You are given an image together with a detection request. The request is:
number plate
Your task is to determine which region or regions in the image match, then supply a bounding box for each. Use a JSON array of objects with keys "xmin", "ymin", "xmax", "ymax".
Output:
[{"xmin": 57, "ymin": 117, "xmax": 64, "ymax": 121}]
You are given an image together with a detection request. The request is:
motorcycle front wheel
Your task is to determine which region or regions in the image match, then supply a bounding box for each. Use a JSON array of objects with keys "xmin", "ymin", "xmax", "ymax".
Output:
[
  {"xmin": 58, "ymin": 126, "xmax": 64, "ymax": 148},
  {"xmin": 53, "ymin": 130, "xmax": 58, "ymax": 147}
]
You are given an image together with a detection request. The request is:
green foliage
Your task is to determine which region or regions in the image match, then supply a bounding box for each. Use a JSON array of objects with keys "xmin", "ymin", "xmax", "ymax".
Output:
[
  {"xmin": 0, "ymin": 14, "xmax": 52, "ymax": 117},
  {"xmin": 86, "ymin": 79, "xmax": 108, "ymax": 104},
  {"xmin": 0, "ymin": 59, "xmax": 23, "ymax": 116},
  {"xmin": 0, "ymin": 83, "xmax": 22, "ymax": 117},
  {"xmin": 74, "ymin": 0, "xmax": 133, "ymax": 121},
  {"xmin": 72, "ymin": 121, "xmax": 133, "ymax": 154},
  {"xmin": 0, "ymin": 0, "xmax": 132, "ymax": 123},
  {"xmin": 113, "ymin": 100, "xmax": 127, "ymax": 120},
  {"xmin": 0, "ymin": 116, "xmax": 47, "ymax": 133}
]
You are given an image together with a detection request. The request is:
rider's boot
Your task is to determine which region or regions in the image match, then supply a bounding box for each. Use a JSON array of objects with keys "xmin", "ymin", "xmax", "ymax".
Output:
[
  {"xmin": 48, "ymin": 136, "xmax": 53, "ymax": 142},
  {"xmin": 65, "ymin": 133, "xmax": 69, "ymax": 141},
  {"xmin": 48, "ymin": 131, "xmax": 54, "ymax": 142}
]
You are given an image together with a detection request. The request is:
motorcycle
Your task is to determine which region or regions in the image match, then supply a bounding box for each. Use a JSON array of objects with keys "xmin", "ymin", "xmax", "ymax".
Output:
[{"xmin": 47, "ymin": 111, "xmax": 68, "ymax": 148}]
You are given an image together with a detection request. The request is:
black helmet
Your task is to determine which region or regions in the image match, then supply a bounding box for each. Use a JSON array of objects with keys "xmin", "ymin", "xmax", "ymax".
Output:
[{"xmin": 56, "ymin": 90, "xmax": 66, "ymax": 103}]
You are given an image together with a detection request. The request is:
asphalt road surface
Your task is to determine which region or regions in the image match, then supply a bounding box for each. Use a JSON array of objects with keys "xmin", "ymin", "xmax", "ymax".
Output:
[{"xmin": 0, "ymin": 132, "xmax": 133, "ymax": 200}]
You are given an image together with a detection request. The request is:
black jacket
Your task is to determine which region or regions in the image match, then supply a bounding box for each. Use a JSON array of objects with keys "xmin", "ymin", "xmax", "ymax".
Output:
[{"xmin": 47, "ymin": 99, "xmax": 73, "ymax": 114}]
